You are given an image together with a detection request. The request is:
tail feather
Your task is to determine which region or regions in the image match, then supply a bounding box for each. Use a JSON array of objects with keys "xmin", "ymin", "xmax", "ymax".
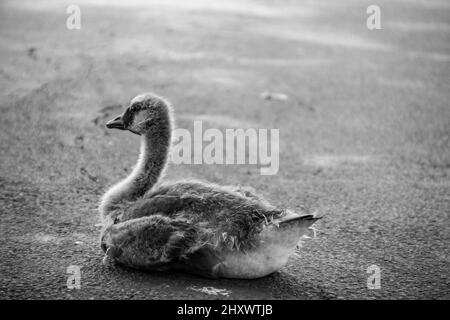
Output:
[
  {"xmin": 266, "ymin": 212, "xmax": 321, "ymax": 250},
  {"xmin": 277, "ymin": 213, "xmax": 321, "ymax": 228}
]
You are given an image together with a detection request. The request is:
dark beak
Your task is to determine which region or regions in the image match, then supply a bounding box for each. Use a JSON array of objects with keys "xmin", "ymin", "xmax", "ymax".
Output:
[{"xmin": 106, "ymin": 113, "xmax": 126, "ymax": 130}]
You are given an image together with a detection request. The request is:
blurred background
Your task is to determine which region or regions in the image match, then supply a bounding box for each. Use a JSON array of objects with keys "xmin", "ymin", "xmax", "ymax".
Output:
[{"xmin": 0, "ymin": 0, "xmax": 449, "ymax": 299}]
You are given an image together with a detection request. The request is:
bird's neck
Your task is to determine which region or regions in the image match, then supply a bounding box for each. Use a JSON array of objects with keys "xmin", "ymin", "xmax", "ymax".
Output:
[
  {"xmin": 100, "ymin": 118, "xmax": 171, "ymax": 218},
  {"xmin": 128, "ymin": 129, "xmax": 171, "ymax": 196}
]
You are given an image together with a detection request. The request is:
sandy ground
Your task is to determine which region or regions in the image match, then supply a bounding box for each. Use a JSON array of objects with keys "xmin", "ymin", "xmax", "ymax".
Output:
[{"xmin": 0, "ymin": 0, "xmax": 449, "ymax": 299}]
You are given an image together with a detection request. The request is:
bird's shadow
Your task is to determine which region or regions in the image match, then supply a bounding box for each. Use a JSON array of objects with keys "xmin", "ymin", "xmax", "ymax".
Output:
[{"xmin": 102, "ymin": 262, "xmax": 328, "ymax": 299}]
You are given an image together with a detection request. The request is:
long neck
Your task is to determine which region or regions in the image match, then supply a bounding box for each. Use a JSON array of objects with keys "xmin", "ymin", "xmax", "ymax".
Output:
[{"xmin": 100, "ymin": 115, "xmax": 171, "ymax": 217}]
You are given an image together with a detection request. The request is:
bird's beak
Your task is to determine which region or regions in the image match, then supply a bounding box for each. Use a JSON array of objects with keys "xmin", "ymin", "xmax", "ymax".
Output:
[{"xmin": 106, "ymin": 113, "xmax": 126, "ymax": 130}]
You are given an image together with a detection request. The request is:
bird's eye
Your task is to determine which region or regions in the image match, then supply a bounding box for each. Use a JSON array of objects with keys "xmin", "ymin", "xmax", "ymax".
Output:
[{"xmin": 122, "ymin": 111, "xmax": 133, "ymax": 126}]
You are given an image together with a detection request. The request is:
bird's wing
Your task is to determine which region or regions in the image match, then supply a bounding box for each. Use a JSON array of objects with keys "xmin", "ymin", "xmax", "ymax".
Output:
[{"xmin": 119, "ymin": 193, "xmax": 209, "ymax": 222}]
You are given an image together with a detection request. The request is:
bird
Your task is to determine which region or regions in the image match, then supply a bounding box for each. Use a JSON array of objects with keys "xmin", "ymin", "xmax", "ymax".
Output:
[{"xmin": 99, "ymin": 93, "xmax": 320, "ymax": 279}]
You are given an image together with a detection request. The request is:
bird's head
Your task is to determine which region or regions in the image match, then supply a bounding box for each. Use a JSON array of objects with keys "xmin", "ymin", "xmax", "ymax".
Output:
[{"xmin": 106, "ymin": 93, "xmax": 170, "ymax": 135}]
